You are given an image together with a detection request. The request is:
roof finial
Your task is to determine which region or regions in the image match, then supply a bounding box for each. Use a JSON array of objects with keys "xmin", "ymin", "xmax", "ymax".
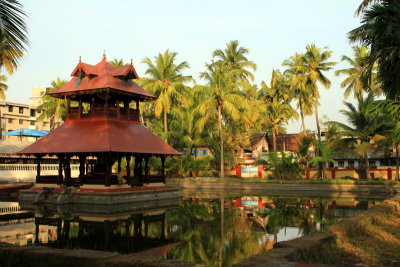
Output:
[
  {"xmin": 131, "ymin": 58, "xmax": 133, "ymax": 65},
  {"xmin": 102, "ymin": 50, "xmax": 107, "ymax": 61},
  {"xmin": 79, "ymin": 56, "xmax": 81, "ymax": 63}
]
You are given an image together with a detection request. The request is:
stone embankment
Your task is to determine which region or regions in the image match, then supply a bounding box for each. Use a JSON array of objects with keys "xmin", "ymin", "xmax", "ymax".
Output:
[{"xmin": 168, "ymin": 178, "xmax": 399, "ymax": 198}]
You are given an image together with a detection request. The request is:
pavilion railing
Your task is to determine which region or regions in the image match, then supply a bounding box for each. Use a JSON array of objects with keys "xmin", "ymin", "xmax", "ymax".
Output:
[{"xmin": 67, "ymin": 107, "xmax": 139, "ymax": 122}]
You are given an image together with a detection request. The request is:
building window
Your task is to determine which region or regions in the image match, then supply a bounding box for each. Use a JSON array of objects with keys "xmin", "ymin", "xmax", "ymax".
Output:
[
  {"xmin": 43, "ymin": 122, "xmax": 48, "ymax": 127},
  {"xmin": 8, "ymin": 129, "xmax": 13, "ymax": 132},
  {"xmin": 348, "ymin": 161, "xmax": 354, "ymax": 168},
  {"xmin": 30, "ymin": 121, "xmax": 35, "ymax": 126},
  {"xmin": 8, "ymin": 105, "xmax": 13, "ymax": 112},
  {"xmin": 19, "ymin": 119, "xmax": 23, "ymax": 125},
  {"xmin": 30, "ymin": 109, "xmax": 35, "ymax": 117},
  {"xmin": 338, "ymin": 161, "xmax": 344, "ymax": 168},
  {"xmin": 369, "ymin": 160, "xmax": 376, "ymax": 168},
  {"xmin": 19, "ymin": 107, "xmax": 24, "ymax": 114},
  {"xmin": 8, "ymin": 118, "xmax": 13, "ymax": 123},
  {"xmin": 202, "ymin": 149, "xmax": 208, "ymax": 156}
]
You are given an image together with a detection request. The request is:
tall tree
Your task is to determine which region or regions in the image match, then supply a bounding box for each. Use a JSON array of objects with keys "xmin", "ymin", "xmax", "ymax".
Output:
[
  {"xmin": 141, "ymin": 50, "xmax": 192, "ymax": 139},
  {"xmin": 296, "ymin": 44, "xmax": 337, "ymax": 139},
  {"xmin": 283, "ymin": 53, "xmax": 315, "ymax": 133},
  {"xmin": 0, "ymin": 74, "xmax": 7, "ymax": 137},
  {"xmin": 335, "ymin": 45, "xmax": 381, "ymax": 99},
  {"xmin": 329, "ymin": 93, "xmax": 389, "ymax": 179},
  {"xmin": 260, "ymin": 70, "xmax": 298, "ymax": 150},
  {"xmin": 196, "ymin": 61, "xmax": 247, "ymax": 178},
  {"xmin": 36, "ymin": 77, "xmax": 67, "ymax": 129},
  {"xmin": 212, "ymin": 40, "xmax": 256, "ymax": 82},
  {"xmin": 349, "ymin": 0, "xmax": 400, "ymax": 100},
  {"xmin": 0, "ymin": 0, "xmax": 28, "ymax": 74}
]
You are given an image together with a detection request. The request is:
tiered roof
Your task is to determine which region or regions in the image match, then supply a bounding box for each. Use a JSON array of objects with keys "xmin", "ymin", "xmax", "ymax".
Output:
[{"xmin": 49, "ymin": 55, "xmax": 156, "ymax": 100}]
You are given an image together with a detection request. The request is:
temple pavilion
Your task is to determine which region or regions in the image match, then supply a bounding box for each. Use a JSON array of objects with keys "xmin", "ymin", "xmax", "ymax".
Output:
[{"xmin": 18, "ymin": 54, "xmax": 181, "ymax": 189}]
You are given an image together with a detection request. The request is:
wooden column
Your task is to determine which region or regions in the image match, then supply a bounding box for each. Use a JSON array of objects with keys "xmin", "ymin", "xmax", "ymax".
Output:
[
  {"xmin": 105, "ymin": 153, "xmax": 111, "ymax": 186},
  {"xmin": 161, "ymin": 155, "xmax": 166, "ymax": 183},
  {"xmin": 78, "ymin": 154, "xmax": 86, "ymax": 186},
  {"xmin": 124, "ymin": 100, "xmax": 130, "ymax": 120},
  {"xmin": 138, "ymin": 156, "xmax": 144, "ymax": 186},
  {"xmin": 78, "ymin": 99, "xmax": 82, "ymax": 118},
  {"xmin": 144, "ymin": 156, "xmax": 149, "ymax": 184},
  {"xmin": 65, "ymin": 155, "xmax": 71, "ymax": 186},
  {"xmin": 36, "ymin": 155, "xmax": 42, "ymax": 183},
  {"xmin": 57, "ymin": 154, "xmax": 64, "ymax": 185},
  {"xmin": 117, "ymin": 154, "xmax": 122, "ymax": 173},
  {"xmin": 117, "ymin": 101, "xmax": 121, "ymax": 119},
  {"xmin": 126, "ymin": 154, "xmax": 131, "ymax": 185}
]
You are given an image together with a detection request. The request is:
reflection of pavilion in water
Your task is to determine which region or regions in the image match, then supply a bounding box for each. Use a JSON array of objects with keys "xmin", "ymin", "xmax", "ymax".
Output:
[{"xmin": 33, "ymin": 206, "xmax": 176, "ymax": 254}]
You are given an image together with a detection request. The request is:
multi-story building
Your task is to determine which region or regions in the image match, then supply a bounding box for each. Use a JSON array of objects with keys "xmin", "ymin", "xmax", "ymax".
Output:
[{"xmin": 0, "ymin": 87, "xmax": 51, "ymax": 141}]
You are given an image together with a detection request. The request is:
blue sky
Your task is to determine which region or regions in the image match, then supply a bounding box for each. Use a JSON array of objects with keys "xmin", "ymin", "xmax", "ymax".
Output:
[{"xmin": 8, "ymin": 0, "xmax": 361, "ymax": 133}]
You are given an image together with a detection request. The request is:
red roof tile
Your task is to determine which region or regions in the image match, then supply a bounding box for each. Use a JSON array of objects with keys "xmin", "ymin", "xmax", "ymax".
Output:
[
  {"xmin": 18, "ymin": 117, "xmax": 181, "ymax": 155},
  {"xmin": 50, "ymin": 58, "xmax": 155, "ymax": 100}
]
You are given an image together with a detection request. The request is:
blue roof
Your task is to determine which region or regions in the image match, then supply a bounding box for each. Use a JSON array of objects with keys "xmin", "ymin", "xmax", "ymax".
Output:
[{"xmin": 2, "ymin": 128, "xmax": 50, "ymax": 137}]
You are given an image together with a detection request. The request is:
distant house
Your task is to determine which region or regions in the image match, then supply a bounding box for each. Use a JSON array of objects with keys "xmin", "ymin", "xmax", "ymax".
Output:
[{"xmin": 182, "ymin": 146, "xmax": 212, "ymax": 157}]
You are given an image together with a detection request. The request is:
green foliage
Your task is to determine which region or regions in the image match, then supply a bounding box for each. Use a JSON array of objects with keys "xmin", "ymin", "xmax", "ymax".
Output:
[
  {"xmin": 263, "ymin": 152, "xmax": 303, "ymax": 180},
  {"xmin": 0, "ymin": 0, "xmax": 28, "ymax": 74}
]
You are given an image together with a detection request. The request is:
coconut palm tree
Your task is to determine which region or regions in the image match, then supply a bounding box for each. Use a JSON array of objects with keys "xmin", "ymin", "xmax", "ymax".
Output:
[
  {"xmin": 0, "ymin": 74, "xmax": 7, "ymax": 137},
  {"xmin": 212, "ymin": 40, "xmax": 256, "ymax": 82},
  {"xmin": 335, "ymin": 45, "xmax": 381, "ymax": 99},
  {"xmin": 141, "ymin": 50, "xmax": 192, "ymax": 139},
  {"xmin": 349, "ymin": 1, "xmax": 400, "ymax": 100},
  {"xmin": 329, "ymin": 93, "xmax": 389, "ymax": 179},
  {"xmin": 259, "ymin": 70, "xmax": 298, "ymax": 151},
  {"xmin": 283, "ymin": 53, "xmax": 315, "ymax": 133},
  {"xmin": 295, "ymin": 44, "xmax": 337, "ymax": 138},
  {"xmin": 196, "ymin": 61, "xmax": 247, "ymax": 178},
  {"xmin": 309, "ymin": 141, "xmax": 342, "ymax": 179},
  {"xmin": 0, "ymin": 0, "xmax": 28, "ymax": 74},
  {"xmin": 109, "ymin": 58, "xmax": 125, "ymax": 66},
  {"xmin": 36, "ymin": 77, "xmax": 67, "ymax": 129}
]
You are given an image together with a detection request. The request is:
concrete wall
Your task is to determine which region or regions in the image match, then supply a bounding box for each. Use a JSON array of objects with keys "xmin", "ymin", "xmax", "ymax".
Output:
[
  {"xmin": 306, "ymin": 168, "xmax": 399, "ymax": 180},
  {"xmin": 0, "ymin": 164, "xmax": 80, "ymax": 183}
]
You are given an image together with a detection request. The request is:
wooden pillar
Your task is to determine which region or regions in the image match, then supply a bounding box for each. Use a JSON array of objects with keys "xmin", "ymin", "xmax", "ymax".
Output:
[
  {"xmin": 90, "ymin": 97, "xmax": 95, "ymax": 117},
  {"xmin": 124, "ymin": 100, "xmax": 130, "ymax": 120},
  {"xmin": 105, "ymin": 153, "xmax": 111, "ymax": 186},
  {"xmin": 117, "ymin": 154, "xmax": 122, "ymax": 173},
  {"xmin": 117, "ymin": 101, "xmax": 121, "ymax": 119},
  {"xmin": 57, "ymin": 154, "xmax": 64, "ymax": 185},
  {"xmin": 36, "ymin": 155, "xmax": 42, "ymax": 183},
  {"xmin": 126, "ymin": 154, "xmax": 131, "ymax": 185},
  {"xmin": 78, "ymin": 99, "xmax": 82, "ymax": 118},
  {"xmin": 144, "ymin": 156, "xmax": 149, "ymax": 184},
  {"xmin": 161, "ymin": 156, "xmax": 166, "ymax": 183},
  {"xmin": 65, "ymin": 155, "xmax": 71, "ymax": 186},
  {"xmin": 138, "ymin": 156, "xmax": 144, "ymax": 186}
]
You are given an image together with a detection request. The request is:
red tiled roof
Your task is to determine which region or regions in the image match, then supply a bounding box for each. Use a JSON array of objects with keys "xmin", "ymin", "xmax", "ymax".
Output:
[
  {"xmin": 18, "ymin": 117, "xmax": 181, "ymax": 155},
  {"xmin": 49, "ymin": 58, "xmax": 156, "ymax": 100}
]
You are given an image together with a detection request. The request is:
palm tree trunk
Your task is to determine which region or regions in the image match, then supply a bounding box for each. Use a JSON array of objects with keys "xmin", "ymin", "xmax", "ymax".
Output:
[
  {"xmin": 299, "ymin": 98, "xmax": 306, "ymax": 133},
  {"xmin": 396, "ymin": 145, "xmax": 399, "ymax": 181},
  {"xmin": 272, "ymin": 128, "xmax": 277, "ymax": 152},
  {"xmin": 163, "ymin": 110, "xmax": 168, "ymax": 136},
  {"xmin": 315, "ymin": 105, "xmax": 323, "ymax": 179},
  {"xmin": 315, "ymin": 105, "xmax": 321, "ymax": 140},
  {"xmin": 218, "ymin": 104, "xmax": 224, "ymax": 178},
  {"xmin": 364, "ymin": 153, "xmax": 370, "ymax": 180}
]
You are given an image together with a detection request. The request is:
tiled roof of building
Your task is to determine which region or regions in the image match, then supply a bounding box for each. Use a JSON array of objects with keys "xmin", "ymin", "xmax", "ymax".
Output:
[{"xmin": 48, "ymin": 57, "xmax": 156, "ymax": 100}]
